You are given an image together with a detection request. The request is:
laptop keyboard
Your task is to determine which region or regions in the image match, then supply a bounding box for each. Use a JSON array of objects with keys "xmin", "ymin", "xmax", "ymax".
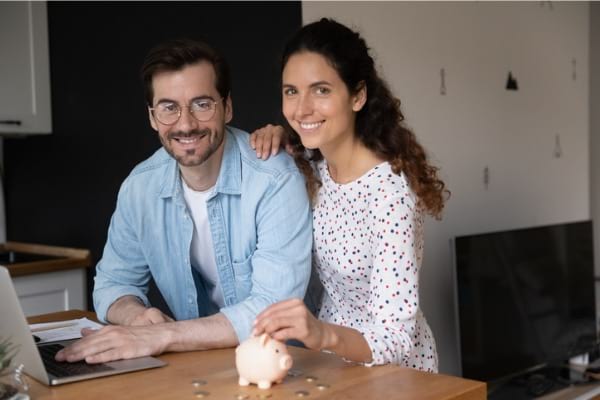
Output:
[{"xmin": 38, "ymin": 344, "xmax": 114, "ymax": 378}]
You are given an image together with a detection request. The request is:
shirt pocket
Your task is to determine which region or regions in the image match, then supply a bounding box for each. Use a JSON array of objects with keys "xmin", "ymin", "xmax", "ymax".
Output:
[{"xmin": 232, "ymin": 253, "xmax": 253, "ymax": 297}]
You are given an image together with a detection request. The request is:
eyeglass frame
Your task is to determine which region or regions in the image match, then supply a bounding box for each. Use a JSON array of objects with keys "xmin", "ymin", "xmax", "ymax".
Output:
[{"xmin": 148, "ymin": 97, "xmax": 225, "ymax": 126}]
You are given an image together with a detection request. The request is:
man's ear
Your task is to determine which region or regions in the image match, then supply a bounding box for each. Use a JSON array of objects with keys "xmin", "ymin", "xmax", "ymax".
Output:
[
  {"xmin": 224, "ymin": 95, "xmax": 233, "ymax": 124},
  {"xmin": 352, "ymin": 82, "xmax": 367, "ymax": 112},
  {"xmin": 148, "ymin": 107, "xmax": 158, "ymax": 131}
]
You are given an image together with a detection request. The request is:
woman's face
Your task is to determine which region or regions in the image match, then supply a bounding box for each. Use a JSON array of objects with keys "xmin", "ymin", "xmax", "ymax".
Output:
[{"xmin": 282, "ymin": 51, "xmax": 365, "ymax": 152}]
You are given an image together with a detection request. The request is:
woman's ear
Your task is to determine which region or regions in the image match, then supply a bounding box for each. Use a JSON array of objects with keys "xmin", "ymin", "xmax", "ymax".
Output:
[{"xmin": 352, "ymin": 82, "xmax": 367, "ymax": 112}]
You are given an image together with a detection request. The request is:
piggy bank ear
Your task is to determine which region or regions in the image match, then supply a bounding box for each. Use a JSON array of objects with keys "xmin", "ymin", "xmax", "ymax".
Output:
[{"xmin": 259, "ymin": 333, "xmax": 269, "ymax": 347}]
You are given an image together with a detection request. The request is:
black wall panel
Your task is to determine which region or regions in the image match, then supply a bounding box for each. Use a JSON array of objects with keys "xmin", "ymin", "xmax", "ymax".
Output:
[{"xmin": 4, "ymin": 2, "xmax": 302, "ymax": 311}]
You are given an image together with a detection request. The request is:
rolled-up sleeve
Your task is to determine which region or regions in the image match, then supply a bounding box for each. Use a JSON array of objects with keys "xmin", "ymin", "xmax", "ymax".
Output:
[
  {"xmin": 93, "ymin": 179, "xmax": 152, "ymax": 323},
  {"xmin": 220, "ymin": 170, "xmax": 312, "ymax": 341}
]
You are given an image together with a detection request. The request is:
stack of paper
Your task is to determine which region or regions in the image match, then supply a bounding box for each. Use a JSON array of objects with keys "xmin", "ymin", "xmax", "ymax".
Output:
[{"xmin": 29, "ymin": 317, "xmax": 104, "ymax": 344}]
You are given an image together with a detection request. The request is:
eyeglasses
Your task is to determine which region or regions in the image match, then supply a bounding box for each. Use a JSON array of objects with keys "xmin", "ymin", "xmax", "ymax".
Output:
[{"xmin": 149, "ymin": 98, "xmax": 223, "ymax": 125}]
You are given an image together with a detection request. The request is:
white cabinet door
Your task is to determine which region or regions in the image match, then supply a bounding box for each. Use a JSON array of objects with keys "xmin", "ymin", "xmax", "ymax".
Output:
[
  {"xmin": 0, "ymin": 1, "xmax": 52, "ymax": 135},
  {"xmin": 12, "ymin": 269, "xmax": 87, "ymax": 316}
]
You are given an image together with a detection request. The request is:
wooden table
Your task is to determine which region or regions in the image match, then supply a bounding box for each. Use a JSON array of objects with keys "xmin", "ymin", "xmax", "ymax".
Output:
[{"xmin": 27, "ymin": 311, "xmax": 486, "ymax": 400}]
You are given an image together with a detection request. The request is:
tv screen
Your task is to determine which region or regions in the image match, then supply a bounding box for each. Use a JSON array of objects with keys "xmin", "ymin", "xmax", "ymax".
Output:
[{"xmin": 455, "ymin": 220, "xmax": 597, "ymax": 383}]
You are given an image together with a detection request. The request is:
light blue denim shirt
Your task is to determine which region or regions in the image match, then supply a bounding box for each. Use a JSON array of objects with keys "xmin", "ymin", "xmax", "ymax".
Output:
[{"xmin": 93, "ymin": 126, "xmax": 312, "ymax": 341}]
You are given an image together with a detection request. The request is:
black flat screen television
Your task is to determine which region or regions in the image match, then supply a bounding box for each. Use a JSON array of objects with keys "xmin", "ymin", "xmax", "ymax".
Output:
[{"xmin": 454, "ymin": 220, "xmax": 597, "ymax": 383}]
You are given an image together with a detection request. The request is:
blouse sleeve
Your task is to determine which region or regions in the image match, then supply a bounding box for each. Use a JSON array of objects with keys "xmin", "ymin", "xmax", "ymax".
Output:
[{"xmin": 356, "ymin": 182, "xmax": 425, "ymax": 366}]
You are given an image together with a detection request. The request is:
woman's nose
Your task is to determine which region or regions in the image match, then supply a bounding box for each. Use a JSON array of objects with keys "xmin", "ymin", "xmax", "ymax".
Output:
[{"xmin": 295, "ymin": 94, "xmax": 313, "ymax": 118}]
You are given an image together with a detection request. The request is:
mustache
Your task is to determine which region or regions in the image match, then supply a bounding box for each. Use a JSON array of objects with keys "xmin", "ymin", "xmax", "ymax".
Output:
[{"xmin": 167, "ymin": 128, "xmax": 211, "ymax": 140}]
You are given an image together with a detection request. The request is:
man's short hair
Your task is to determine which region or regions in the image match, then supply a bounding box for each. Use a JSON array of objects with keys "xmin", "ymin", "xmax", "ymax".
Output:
[{"xmin": 141, "ymin": 38, "xmax": 231, "ymax": 106}]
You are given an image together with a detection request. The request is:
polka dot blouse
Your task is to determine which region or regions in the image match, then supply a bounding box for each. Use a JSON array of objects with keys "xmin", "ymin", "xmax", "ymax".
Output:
[{"xmin": 312, "ymin": 160, "xmax": 438, "ymax": 372}]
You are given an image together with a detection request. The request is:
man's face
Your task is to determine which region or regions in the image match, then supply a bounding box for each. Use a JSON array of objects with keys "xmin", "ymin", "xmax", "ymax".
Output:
[{"xmin": 148, "ymin": 61, "xmax": 232, "ymax": 167}]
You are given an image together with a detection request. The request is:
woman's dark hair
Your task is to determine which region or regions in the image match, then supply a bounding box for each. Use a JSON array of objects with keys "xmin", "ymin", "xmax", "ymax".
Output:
[
  {"xmin": 141, "ymin": 38, "xmax": 231, "ymax": 106},
  {"xmin": 283, "ymin": 18, "xmax": 448, "ymax": 218}
]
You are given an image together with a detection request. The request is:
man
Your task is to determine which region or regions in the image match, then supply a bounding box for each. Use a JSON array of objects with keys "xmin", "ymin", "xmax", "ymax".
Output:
[{"xmin": 56, "ymin": 38, "xmax": 311, "ymax": 363}]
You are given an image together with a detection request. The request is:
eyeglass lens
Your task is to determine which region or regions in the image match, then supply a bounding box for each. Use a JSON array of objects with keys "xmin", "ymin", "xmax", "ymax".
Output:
[{"xmin": 153, "ymin": 98, "xmax": 219, "ymax": 125}]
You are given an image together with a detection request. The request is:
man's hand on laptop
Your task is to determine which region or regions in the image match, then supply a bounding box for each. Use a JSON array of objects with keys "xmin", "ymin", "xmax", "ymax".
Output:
[{"xmin": 54, "ymin": 324, "xmax": 170, "ymax": 364}]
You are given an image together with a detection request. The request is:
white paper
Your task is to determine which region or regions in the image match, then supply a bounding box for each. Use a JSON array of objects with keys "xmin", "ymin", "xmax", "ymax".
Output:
[{"xmin": 29, "ymin": 317, "xmax": 104, "ymax": 344}]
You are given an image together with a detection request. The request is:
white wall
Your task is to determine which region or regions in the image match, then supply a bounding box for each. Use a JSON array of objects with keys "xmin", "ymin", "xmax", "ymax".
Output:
[{"xmin": 303, "ymin": 1, "xmax": 590, "ymax": 375}]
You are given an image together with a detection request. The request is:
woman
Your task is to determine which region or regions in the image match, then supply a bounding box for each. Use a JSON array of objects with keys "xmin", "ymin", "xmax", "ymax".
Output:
[{"xmin": 251, "ymin": 18, "xmax": 448, "ymax": 371}]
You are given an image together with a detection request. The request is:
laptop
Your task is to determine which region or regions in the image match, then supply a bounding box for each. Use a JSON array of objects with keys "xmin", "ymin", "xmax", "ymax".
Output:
[{"xmin": 0, "ymin": 266, "xmax": 166, "ymax": 385}]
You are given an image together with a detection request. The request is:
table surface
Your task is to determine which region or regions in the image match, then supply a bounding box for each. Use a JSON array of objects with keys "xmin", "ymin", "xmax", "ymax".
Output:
[{"xmin": 26, "ymin": 310, "xmax": 486, "ymax": 400}]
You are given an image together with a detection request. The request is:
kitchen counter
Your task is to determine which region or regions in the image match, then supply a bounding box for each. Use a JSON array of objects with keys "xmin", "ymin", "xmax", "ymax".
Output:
[
  {"xmin": 2, "ymin": 241, "xmax": 91, "ymax": 316},
  {"xmin": 1, "ymin": 241, "xmax": 90, "ymax": 277}
]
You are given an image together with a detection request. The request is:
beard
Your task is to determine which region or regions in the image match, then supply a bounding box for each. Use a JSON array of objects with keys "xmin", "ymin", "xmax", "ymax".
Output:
[{"xmin": 160, "ymin": 127, "xmax": 224, "ymax": 167}]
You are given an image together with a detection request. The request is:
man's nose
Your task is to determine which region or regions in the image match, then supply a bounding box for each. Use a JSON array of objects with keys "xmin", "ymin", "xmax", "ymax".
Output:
[{"xmin": 175, "ymin": 107, "xmax": 198, "ymax": 131}]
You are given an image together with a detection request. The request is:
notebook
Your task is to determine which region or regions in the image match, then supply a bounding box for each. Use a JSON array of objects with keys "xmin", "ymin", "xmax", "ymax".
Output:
[{"xmin": 0, "ymin": 266, "xmax": 166, "ymax": 385}]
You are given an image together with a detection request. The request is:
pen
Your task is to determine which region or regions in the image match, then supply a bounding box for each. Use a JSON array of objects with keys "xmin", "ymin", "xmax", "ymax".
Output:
[{"xmin": 30, "ymin": 321, "xmax": 79, "ymax": 333}]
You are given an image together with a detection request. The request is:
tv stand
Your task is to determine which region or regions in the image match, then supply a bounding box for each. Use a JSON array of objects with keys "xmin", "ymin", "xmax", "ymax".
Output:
[{"xmin": 489, "ymin": 365, "xmax": 589, "ymax": 400}]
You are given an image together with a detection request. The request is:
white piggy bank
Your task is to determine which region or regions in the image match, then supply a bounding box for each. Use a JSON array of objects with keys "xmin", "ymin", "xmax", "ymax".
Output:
[{"xmin": 235, "ymin": 333, "xmax": 293, "ymax": 389}]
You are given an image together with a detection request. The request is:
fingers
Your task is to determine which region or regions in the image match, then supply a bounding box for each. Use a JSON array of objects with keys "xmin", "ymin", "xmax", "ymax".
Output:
[
  {"xmin": 81, "ymin": 327, "xmax": 99, "ymax": 336},
  {"xmin": 249, "ymin": 124, "xmax": 285, "ymax": 160},
  {"xmin": 55, "ymin": 323, "xmax": 167, "ymax": 364},
  {"xmin": 255, "ymin": 298, "xmax": 305, "ymax": 321},
  {"xmin": 255, "ymin": 132, "xmax": 266, "ymax": 159},
  {"xmin": 256, "ymin": 315, "xmax": 301, "ymax": 336},
  {"xmin": 270, "ymin": 327, "xmax": 297, "ymax": 343},
  {"xmin": 55, "ymin": 331, "xmax": 114, "ymax": 362},
  {"xmin": 253, "ymin": 299, "xmax": 306, "ymax": 336},
  {"xmin": 271, "ymin": 134, "xmax": 282, "ymax": 156},
  {"xmin": 85, "ymin": 348, "xmax": 123, "ymax": 364}
]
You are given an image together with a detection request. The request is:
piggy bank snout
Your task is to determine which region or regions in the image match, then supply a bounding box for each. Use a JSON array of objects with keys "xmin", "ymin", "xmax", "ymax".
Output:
[{"xmin": 279, "ymin": 354, "xmax": 293, "ymax": 370}]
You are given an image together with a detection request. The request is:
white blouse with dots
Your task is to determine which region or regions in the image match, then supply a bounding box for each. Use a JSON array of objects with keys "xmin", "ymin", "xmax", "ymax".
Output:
[{"xmin": 312, "ymin": 160, "xmax": 438, "ymax": 371}]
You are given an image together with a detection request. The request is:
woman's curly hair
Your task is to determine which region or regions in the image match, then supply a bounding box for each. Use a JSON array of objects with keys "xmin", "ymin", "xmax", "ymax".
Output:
[{"xmin": 282, "ymin": 18, "xmax": 449, "ymax": 219}]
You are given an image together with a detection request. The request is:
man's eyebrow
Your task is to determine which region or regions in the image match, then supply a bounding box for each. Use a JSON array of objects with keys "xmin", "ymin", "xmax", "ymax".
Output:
[
  {"xmin": 154, "ymin": 98, "xmax": 177, "ymax": 105},
  {"xmin": 154, "ymin": 95, "xmax": 215, "ymax": 105},
  {"xmin": 191, "ymin": 95, "xmax": 216, "ymax": 102}
]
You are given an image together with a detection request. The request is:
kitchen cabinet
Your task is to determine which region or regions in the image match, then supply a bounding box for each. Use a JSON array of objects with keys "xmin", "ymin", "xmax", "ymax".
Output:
[
  {"xmin": 0, "ymin": 1, "xmax": 52, "ymax": 135},
  {"xmin": 2, "ymin": 242, "xmax": 91, "ymax": 316}
]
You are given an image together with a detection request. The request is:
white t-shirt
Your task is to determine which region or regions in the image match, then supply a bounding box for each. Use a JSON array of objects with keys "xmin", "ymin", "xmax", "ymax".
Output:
[{"xmin": 181, "ymin": 178, "xmax": 224, "ymax": 308}]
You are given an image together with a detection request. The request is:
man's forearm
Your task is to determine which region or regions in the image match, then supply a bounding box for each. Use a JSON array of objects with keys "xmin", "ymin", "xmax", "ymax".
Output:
[
  {"xmin": 57, "ymin": 312, "xmax": 239, "ymax": 363},
  {"xmin": 163, "ymin": 312, "xmax": 239, "ymax": 352},
  {"xmin": 106, "ymin": 295, "xmax": 147, "ymax": 325}
]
